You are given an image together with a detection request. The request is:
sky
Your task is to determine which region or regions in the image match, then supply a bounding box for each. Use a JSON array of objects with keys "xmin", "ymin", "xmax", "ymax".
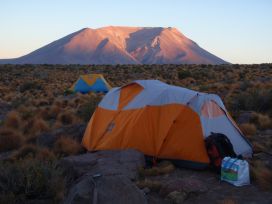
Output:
[{"xmin": 0, "ymin": 0, "xmax": 271, "ymax": 64}]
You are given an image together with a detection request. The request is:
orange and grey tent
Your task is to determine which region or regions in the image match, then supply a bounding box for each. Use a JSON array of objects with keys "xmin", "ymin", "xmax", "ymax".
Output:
[{"xmin": 82, "ymin": 80, "xmax": 252, "ymax": 168}]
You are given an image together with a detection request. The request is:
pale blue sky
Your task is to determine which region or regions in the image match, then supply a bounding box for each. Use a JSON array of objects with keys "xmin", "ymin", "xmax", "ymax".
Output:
[{"xmin": 1, "ymin": 0, "xmax": 271, "ymax": 63}]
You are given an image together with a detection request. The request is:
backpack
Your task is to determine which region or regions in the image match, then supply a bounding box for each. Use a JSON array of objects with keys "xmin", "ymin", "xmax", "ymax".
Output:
[{"xmin": 205, "ymin": 132, "xmax": 237, "ymax": 173}]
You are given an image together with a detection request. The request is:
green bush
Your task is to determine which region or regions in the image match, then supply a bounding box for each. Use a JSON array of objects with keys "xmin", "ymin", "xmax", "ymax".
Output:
[{"xmin": 0, "ymin": 159, "xmax": 65, "ymax": 203}]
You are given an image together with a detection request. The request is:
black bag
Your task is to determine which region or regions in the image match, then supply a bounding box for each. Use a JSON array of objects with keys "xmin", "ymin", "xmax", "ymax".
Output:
[{"xmin": 205, "ymin": 132, "xmax": 237, "ymax": 173}]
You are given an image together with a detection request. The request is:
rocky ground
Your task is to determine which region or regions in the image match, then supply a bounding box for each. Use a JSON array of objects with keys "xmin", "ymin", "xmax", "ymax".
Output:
[{"xmin": 60, "ymin": 149, "xmax": 272, "ymax": 204}]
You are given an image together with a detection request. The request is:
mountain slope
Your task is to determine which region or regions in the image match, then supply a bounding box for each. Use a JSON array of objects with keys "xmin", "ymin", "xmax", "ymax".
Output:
[{"xmin": 0, "ymin": 26, "xmax": 228, "ymax": 64}]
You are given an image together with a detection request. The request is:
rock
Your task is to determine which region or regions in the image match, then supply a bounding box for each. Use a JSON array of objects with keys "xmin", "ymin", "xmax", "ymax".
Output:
[
  {"xmin": 62, "ymin": 149, "xmax": 147, "ymax": 203},
  {"xmin": 59, "ymin": 149, "xmax": 145, "ymax": 182},
  {"xmin": 65, "ymin": 174, "xmax": 147, "ymax": 204},
  {"xmin": 166, "ymin": 191, "xmax": 187, "ymax": 204},
  {"xmin": 159, "ymin": 178, "xmax": 208, "ymax": 197},
  {"xmin": 36, "ymin": 123, "xmax": 86, "ymax": 147}
]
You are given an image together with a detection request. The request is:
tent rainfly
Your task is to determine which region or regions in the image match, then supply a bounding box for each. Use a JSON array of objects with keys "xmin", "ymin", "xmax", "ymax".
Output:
[
  {"xmin": 82, "ymin": 80, "xmax": 252, "ymax": 169},
  {"xmin": 70, "ymin": 74, "xmax": 111, "ymax": 93}
]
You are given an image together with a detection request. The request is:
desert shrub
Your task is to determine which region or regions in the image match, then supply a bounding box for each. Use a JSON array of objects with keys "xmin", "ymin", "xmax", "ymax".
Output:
[
  {"xmin": 231, "ymin": 89, "xmax": 272, "ymax": 113},
  {"xmin": 34, "ymin": 98, "xmax": 50, "ymax": 106},
  {"xmin": 52, "ymin": 98, "xmax": 63, "ymax": 107},
  {"xmin": 53, "ymin": 137, "xmax": 83, "ymax": 156},
  {"xmin": 36, "ymin": 148, "xmax": 56, "ymax": 161},
  {"xmin": 192, "ymin": 69, "xmax": 213, "ymax": 80},
  {"xmin": 0, "ymin": 159, "xmax": 65, "ymax": 202},
  {"xmin": 12, "ymin": 144, "xmax": 56, "ymax": 161},
  {"xmin": 0, "ymin": 128, "xmax": 24, "ymax": 152},
  {"xmin": 77, "ymin": 96, "xmax": 101, "ymax": 122},
  {"xmin": 49, "ymin": 105, "xmax": 62, "ymax": 119},
  {"xmin": 32, "ymin": 118, "xmax": 49, "ymax": 134},
  {"xmin": 11, "ymin": 96, "xmax": 28, "ymax": 108},
  {"xmin": 57, "ymin": 110, "xmax": 78, "ymax": 125},
  {"xmin": 25, "ymin": 118, "xmax": 50, "ymax": 138},
  {"xmin": 250, "ymin": 113, "xmax": 272, "ymax": 130},
  {"xmin": 12, "ymin": 144, "xmax": 39, "ymax": 159},
  {"xmin": 240, "ymin": 80, "xmax": 252, "ymax": 91},
  {"xmin": 4, "ymin": 111, "xmax": 22, "ymax": 129},
  {"xmin": 199, "ymin": 85, "xmax": 209, "ymax": 92},
  {"xmin": 178, "ymin": 70, "xmax": 192, "ymax": 80},
  {"xmin": 17, "ymin": 106, "xmax": 35, "ymax": 120},
  {"xmin": 19, "ymin": 81, "xmax": 42, "ymax": 92},
  {"xmin": 38, "ymin": 107, "xmax": 51, "ymax": 120},
  {"xmin": 239, "ymin": 123, "xmax": 257, "ymax": 136},
  {"xmin": 252, "ymin": 141, "xmax": 266, "ymax": 153}
]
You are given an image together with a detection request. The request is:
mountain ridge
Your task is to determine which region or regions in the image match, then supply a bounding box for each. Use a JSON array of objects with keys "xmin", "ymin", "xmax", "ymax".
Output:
[{"xmin": 0, "ymin": 26, "xmax": 228, "ymax": 64}]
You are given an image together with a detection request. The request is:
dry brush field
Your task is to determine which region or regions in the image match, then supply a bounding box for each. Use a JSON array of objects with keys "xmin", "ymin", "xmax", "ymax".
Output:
[{"xmin": 0, "ymin": 64, "xmax": 272, "ymax": 203}]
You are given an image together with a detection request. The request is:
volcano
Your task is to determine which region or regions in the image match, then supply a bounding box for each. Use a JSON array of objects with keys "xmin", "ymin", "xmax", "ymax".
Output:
[{"xmin": 0, "ymin": 26, "xmax": 228, "ymax": 64}]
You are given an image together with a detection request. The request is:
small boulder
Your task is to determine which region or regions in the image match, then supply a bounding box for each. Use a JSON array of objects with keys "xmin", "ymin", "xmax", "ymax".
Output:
[
  {"xmin": 59, "ymin": 149, "xmax": 145, "ymax": 182},
  {"xmin": 64, "ymin": 175, "xmax": 147, "ymax": 204}
]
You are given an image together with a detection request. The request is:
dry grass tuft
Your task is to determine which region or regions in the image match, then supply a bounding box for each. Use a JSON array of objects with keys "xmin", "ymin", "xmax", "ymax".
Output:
[
  {"xmin": 12, "ymin": 144, "xmax": 39, "ymax": 159},
  {"xmin": 57, "ymin": 110, "xmax": 79, "ymax": 125},
  {"xmin": 0, "ymin": 128, "xmax": 24, "ymax": 152},
  {"xmin": 34, "ymin": 118, "xmax": 50, "ymax": 132},
  {"xmin": 36, "ymin": 148, "xmax": 56, "ymax": 161},
  {"xmin": 17, "ymin": 106, "xmax": 35, "ymax": 120},
  {"xmin": 38, "ymin": 107, "xmax": 51, "ymax": 120},
  {"xmin": 26, "ymin": 118, "xmax": 50, "ymax": 138},
  {"xmin": 4, "ymin": 111, "xmax": 22, "ymax": 129},
  {"xmin": 52, "ymin": 121, "xmax": 63, "ymax": 129},
  {"xmin": 256, "ymin": 114, "xmax": 272, "ymax": 130},
  {"xmin": 34, "ymin": 98, "xmax": 50, "ymax": 107},
  {"xmin": 239, "ymin": 123, "xmax": 257, "ymax": 137},
  {"xmin": 252, "ymin": 141, "xmax": 266, "ymax": 153},
  {"xmin": 53, "ymin": 136, "xmax": 83, "ymax": 156},
  {"xmin": 48, "ymin": 105, "xmax": 62, "ymax": 119},
  {"xmin": 139, "ymin": 161, "xmax": 175, "ymax": 177},
  {"xmin": 136, "ymin": 179, "xmax": 162, "ymax": 192}
]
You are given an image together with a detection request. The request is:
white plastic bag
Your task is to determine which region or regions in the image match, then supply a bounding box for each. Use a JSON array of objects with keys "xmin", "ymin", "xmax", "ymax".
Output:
[{"xmin": 221, "ymin": 157, "xmax": 250, "ymax": 186}]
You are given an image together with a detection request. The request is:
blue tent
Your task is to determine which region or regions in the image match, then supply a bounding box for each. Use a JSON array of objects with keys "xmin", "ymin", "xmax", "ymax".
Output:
[{"xmin": 71, "ymin": 74, "xmax": 111, "ymax": 93}]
